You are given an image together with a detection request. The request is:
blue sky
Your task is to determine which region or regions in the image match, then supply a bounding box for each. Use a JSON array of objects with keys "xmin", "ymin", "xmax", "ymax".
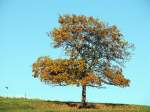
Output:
[{"xmin": 0, "ymin": 0, "xmax": 150, "ymax": 105}]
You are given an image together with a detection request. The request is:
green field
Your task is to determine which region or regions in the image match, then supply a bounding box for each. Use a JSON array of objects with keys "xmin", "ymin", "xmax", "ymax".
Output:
[{"xmin": 0, "ymin": 96, "xmax": 150, "ymax": 112}]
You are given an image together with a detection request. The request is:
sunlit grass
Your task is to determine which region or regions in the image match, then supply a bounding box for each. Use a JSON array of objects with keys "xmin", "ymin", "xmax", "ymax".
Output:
[{"xmin": 0, "ymin": 96, "xmax": 149, "ymax": 112}]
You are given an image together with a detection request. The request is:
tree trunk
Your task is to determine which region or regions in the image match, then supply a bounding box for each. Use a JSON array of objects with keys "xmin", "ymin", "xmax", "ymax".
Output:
[{"xmin": 81, "ymin": 85, "xmax": 87, "ymax": 107}]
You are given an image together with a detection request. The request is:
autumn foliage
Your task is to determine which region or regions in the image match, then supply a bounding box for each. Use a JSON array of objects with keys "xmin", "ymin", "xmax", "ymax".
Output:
[
  {"xmin": 32, "ymin": 57, "xmax": 100, "ymax": 86},
  {"xmin": 33, "ymin": 15, "xmax": 133, "ymax": 87}
]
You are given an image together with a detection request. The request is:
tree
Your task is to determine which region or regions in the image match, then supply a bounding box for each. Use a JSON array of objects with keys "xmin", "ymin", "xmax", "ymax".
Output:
[{"xmin": 32, "ymin": 15, "xmax": 134, "ymax": 107}]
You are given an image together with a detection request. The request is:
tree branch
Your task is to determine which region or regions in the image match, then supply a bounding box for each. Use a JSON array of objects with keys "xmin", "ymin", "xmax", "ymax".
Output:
[
  {"xmin": 86, "ymin": 84, "xmax": 106, "ymax": 89},
  {"xmin": 101, "ymin": 79, "xmax": 115, "ymax": 85}
]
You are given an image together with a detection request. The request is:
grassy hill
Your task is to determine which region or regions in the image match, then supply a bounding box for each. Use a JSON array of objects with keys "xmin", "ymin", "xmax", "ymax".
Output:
[{"xmin": 0, "ymin": 96, "xmax": 150, "ymax": 112}]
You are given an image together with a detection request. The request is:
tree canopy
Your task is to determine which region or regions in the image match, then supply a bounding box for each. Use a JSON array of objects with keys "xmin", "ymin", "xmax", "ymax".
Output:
[{"xmin": 32, "ymin": 15, "xmax": 133, "ymax": 88}]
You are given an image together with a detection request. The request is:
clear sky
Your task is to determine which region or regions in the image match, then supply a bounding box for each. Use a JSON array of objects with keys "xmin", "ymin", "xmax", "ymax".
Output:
[{"xmin": 0, "ymin": 0, "xmax": 150, "ymax": 105}]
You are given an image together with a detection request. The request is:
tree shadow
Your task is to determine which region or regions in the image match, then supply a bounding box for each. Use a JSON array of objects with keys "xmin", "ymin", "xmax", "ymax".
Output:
[
  {"xmin": 46, "ymin": 100, "xmax": 129, "ymax": 109},
  {"xmin": 102, "ymin": 103, "xmax": 128, "ymax": 107}
]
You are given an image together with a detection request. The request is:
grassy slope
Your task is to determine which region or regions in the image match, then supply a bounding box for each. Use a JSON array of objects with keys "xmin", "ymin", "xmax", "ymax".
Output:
[{"xmin": 0, "ymin": 97, "xmax": 150, "ymax": 112}]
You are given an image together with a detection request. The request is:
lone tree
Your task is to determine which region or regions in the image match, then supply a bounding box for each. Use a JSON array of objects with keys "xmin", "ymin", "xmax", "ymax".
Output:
[{"xmin": 32, "ymin": 15, "xmax": 134, "ymax": 107}]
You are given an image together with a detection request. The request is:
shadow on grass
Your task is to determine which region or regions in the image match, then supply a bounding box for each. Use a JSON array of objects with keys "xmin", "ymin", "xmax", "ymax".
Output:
[
  {"xmin": 46, "ymin": 100, "xmax": 130, "ymax": 109},
  {"xmin": 102, "ymin": 103, "xmax": 128, "ymax": 106}
]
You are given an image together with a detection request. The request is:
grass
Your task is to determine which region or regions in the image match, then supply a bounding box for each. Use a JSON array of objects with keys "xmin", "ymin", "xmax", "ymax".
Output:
[{"xmin": 0, "ymin": 96, "xmax": 150, "ymax": 112}]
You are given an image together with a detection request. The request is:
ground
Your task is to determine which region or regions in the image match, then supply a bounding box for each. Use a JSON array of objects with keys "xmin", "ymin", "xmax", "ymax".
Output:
[{"xmin": 0, "ymin": 96, "xmax": 150, "ymax": 112}]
